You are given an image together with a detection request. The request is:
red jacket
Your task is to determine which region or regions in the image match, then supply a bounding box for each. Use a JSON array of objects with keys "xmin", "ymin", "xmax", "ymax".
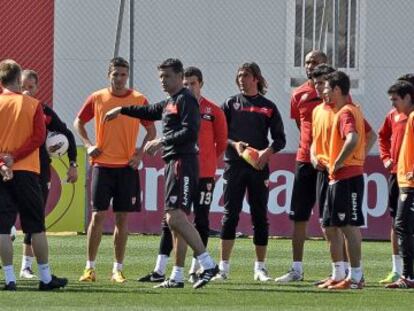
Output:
[
  {"xmin": 198, "ymin": 97, "xmax": 228, "ymax": 178},
  {"xmin": 378, "ymin": 108, "xmax": 407, "ymax": 174}
]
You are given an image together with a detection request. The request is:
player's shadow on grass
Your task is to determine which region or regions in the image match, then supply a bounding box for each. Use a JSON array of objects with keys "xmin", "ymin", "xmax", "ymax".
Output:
[{"xmin": 224, "ymin": 287, "xmax": 356, "ymax": 294}]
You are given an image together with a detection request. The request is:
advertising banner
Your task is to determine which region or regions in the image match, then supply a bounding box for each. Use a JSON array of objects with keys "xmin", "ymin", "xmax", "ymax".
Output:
[{"xmin": 89, "ymin": 153, "xmax": 392, "ymax": 240}]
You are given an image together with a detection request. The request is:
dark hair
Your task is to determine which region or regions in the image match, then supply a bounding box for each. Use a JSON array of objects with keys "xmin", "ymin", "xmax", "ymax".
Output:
[
  {"xmin": 388, "ymin": 80, "xmax": 414, "ymax": 103},
  {"xmin": 397, "ymin": 73, "xmax": 414, "ymax": 86},
  {"xmin": 305, "ymin": 50, "xmax": 328, "ymax": 64},
  {"xmin": 236, "ymin": 62, "xmax": 268, "ymax": 95},
  {"xmin": 0, "ymin": 59, "xmax": 21, "ymax": 86},
  {"xmin": 22, "ymin": 69, "xmax": 39, "ymax": 85},
  {"xmin": 311, "ymin": 64, "xmax": 335, "ymax": 79},
  {"xmin": 108, "ymin": 57, "xmax": 129, "ymax": 76},
  {"xmin": 157, "ymin": 58, "xmax": 184, "ymax": 74},
  {"xmin": 325, "ymin": 71, "xmax": 350, "ymax": 95},
  {"xmin": 184, "ymin": 66, "xmax": 203, "ymax": 83}
]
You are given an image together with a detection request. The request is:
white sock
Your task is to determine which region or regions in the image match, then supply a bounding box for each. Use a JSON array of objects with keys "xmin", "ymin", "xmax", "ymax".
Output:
[
  {"xmin": 292, "ymin": 261, "xmax": 303, "ymax": 274},
  {"xmin": 197, "ymin": 252, "xmax": 215, "ymax": 271},
  {"xmin": 154, "ymin": 255, "xmax": 169, "ymax": 275},
  {"xmin": 21, "ymin": 255, "xmax": 35, "ymax": 271},
  {"xmin": 343, "ymin": 261, "xmax": 350, "ymax": 272},
  {"xmin": 219, "ymin": 260, "xmax": 230, "ymax": 274},
  {"xmin": 350, "ymin": 266, "xmax": 362, "ymax": 282},
  {"xmin": 170, "ymin": 266, "xmax": 184, "ymax": 282},
  {"xmin": 3, "ymin": 265, "xmax": 16, "ymax": 285},
  {"xmin": 86, "ymin": 260, "xmax": 95, "ymax": 269},
  {"xmin": 332, "ymin": 262, "xmax": 346, "ymax": 281},
  {"xmin": 38, "ymin": 263, "xmax": 52, "ymax": 284},
  {"xmin": 112, "ymin": 262, "xmax": 123, "ymax": 273},
  {"xmin": 189, "ymin": 257, "xmax": 200, "ymax": 274},
  {"xmin": 254, "ymin": 261, "xmax": 265, "ymax": 271},
  {"xmin": 392, "ymin": 255, "xmax": 403, "ymax": 275}
]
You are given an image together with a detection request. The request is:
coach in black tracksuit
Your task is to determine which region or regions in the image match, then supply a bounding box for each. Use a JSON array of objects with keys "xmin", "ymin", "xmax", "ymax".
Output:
[
  {"xmin": 214, "ymin": 62, "xmax": 286, "ymax": 281},
  {"xmin": 104, "ymin": 58, "xmax": 218, "ymax": 289}
]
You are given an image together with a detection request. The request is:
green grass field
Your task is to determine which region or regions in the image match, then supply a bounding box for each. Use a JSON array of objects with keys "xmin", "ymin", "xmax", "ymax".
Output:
[{"xmin": 0, "ymin": 235, "xmax": 412, "ymax": 311}]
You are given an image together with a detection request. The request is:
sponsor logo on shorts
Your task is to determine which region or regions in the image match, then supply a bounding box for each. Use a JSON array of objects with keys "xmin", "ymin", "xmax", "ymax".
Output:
[
  {"xmin": 337, "ymin": 213, "xmax": 346, "ymax": 221},
  {"xmin": 264, "ymin": 180, "xmax": 269, "ymax": 188},
  {"xmin": 401, "ymin": 194, "xmax": 408, "ymax": 202},
  {"xmin": 182, "ymin": 176, "xmax": 190, "ymax": 207},
  {"xmin": 351, "ymin": 192, "xmax": 358, "ymax": 221},
  {"xmin": 169, "ymin": 196, "xmax": 177, "ymax": 204},
  {"xmin": 131, "ymin": 197, "xmax": 136, "ymax": 205},
  {"xmin": 206, "ymin": 183, "xmax": 213, "ymax": 191}
]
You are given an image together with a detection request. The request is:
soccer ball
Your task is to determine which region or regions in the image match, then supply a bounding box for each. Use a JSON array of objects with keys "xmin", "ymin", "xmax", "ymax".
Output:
[
  {"xmin": 46, "ymin": 132, "xmax": 69, "ymax": 157},
  {"xmin": 241, "ymin": 147, "xmax": 259, "ymax": 169}
]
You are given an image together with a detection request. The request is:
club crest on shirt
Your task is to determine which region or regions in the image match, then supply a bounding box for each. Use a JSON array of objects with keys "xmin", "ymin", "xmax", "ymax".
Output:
[
  {"xmin": 206, "ymin": 183, "xmax": 213, "ymax": 191},
  {"xmin": 301, "ymin": 93, "xmax": 309, "ymax": 102},
  {"xmin": 233, "ymin": 102, "xmax": 240, "ymax": 110},
  {"xmin": 337, "ymin": 213, "xmax": 346, "ymax": 221},
  {"xmin": 205, "ymin": 106, "xmax": 212, "ymax": 114},
  {"xmin": 169, "ymin": 196, "xmax": 178, "ymax": 204},
  {"xmin": 394, "ymin": 114, "xmax": 400, "ymax": 122}
]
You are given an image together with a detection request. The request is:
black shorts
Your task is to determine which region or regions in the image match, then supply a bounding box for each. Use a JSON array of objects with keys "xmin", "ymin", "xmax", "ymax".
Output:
[
  {"xmin": 322, "ymin": 175, "xmax": 365, "ymax": 227},
  {"xmin": 387, "ymin": 174, "xmax": 399, "ymax": 218},
  {"xmin": 39, "ymin": 163, "xmax": 51, "ymax": 206},
  {"xmin": 316, "ymin": 170, "xmax": 329, "ymax": 220},
  {"xmin": 289, "ymin": 162, "xmax": 318, "ymax": 221},
  {"xmin": 195, "ymin": 177, "xmax": 215, "ymax": 211},
  {"xmin": 164, "ymin": 155, "xmax": 198, "ymax": 214},
  {"xmin": 91, "ymin": 166, "xmax": 141, "ymax": 212},
  {"xmin": 0, "ymin": 171, "xmax": 45, "ymax": 234}
]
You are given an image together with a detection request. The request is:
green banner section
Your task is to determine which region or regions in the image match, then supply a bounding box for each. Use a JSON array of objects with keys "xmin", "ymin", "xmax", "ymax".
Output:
[{"xmin": 45, "ymin": 147, "xmax": 86, "ymax": 232}]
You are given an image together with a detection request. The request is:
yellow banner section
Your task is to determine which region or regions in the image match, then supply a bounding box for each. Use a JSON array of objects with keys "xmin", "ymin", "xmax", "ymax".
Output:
[{"xmin": 45, "ymin": 147, "xmax": 86, "ymax": 232}]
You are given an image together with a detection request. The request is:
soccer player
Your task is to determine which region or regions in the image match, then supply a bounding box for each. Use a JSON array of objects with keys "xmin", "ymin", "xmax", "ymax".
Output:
[
  {"xmin": 104, "ymin": 58, "xmax": 219, "ymax": 289},
  {"xmin": 309, "ymin": 64, "xmax": 348, "ymax": 287},
  {"xmin": 74, "ymin": 57, "xmax": 156, "ymax": 283},
  {"xmin": 276, "ymin": 50, "xmax": 327, "ymax": 283},
  {"xmin": 18, "ymin": 69, "xmax": 78, "ymax": 279},
  {"xmin": 212, "ymin": 62, "xmax": 286, "ymax": 281},
  {"xmin": 0, "ymin": 59, "xmax": 68, "ymax": 291},
  {"xmin": 378, "ymin": 74, "xmax": 414, "ymax": 284},
  {"xmin": 321, "ymin": 71, "xmax": 375, "ymax": 290},
  {"xmin": 137, "ymin": 66, "xmax": 227, "ymax": 287},
  {"xmin": 385, "ymin": 80, "xmax": 414, "ymax": 289}
]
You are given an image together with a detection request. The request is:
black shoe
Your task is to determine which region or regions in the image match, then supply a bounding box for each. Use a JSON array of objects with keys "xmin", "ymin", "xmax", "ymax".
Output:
[
  {"xmin": 188, "ymin": 272, "xmax": 199, "ymax": 284},
  {"xmin": 3, "ymin": 282, "xmax": 16, "ymax": 291},
  {"xmin": 153, "ymin": 278, "xmax": 184, "ymax": 288},
  {"xmin": 137, "ymin": 271, "xmax": 165, "ymax": 283},
  {"xmin": 39, "ymin": 275, "xmax": 68, "ymax": 291},
  {"xmin": 193, "ymin": 265, "xmax": 219, "ymax": 289}
]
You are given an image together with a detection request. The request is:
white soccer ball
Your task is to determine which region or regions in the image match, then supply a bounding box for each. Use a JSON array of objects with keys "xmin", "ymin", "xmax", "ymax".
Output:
[{"xmin": 46, "ymin": 132, "xmax": 69, "ymax": 157}]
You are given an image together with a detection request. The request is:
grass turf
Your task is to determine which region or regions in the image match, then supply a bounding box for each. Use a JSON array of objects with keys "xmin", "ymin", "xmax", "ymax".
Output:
[{"xmin": 0, "ymin": 235, "xmax": 412, "ymax": 310}]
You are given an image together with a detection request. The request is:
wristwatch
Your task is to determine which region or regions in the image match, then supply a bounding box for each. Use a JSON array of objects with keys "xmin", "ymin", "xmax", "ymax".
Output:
[{"xmin": 69, "ymin": 161, "xmax": 78, "ymax": 168}]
